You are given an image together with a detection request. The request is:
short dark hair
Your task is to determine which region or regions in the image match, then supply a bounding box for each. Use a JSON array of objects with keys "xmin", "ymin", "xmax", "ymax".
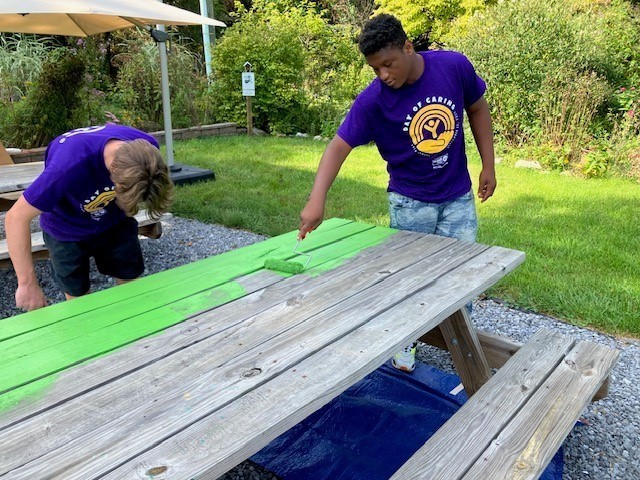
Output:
[{"xmin": 358, "ymin": 14, "xmax": 408, "ymax": 56}]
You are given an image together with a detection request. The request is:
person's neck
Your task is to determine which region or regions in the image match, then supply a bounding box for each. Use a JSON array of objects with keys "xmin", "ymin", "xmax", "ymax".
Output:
[
  {"xmin": 406, "ymin": 53, "xmax": 425, "ymax": 85},
  {"xmin": 103, "ymin": 139, "xmax": 125, "ymax": 171}
]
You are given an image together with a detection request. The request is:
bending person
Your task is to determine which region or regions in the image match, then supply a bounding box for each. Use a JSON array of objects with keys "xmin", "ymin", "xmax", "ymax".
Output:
[{"xmin": 5, "ymin": 125, "xmax": 174, "ymax": 311}]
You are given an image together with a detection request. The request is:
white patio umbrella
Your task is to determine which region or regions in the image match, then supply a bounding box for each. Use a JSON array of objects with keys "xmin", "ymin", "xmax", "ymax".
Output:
[{"xmin": 0, "ymin": 0, "xmax": 226, "ymax": 169}]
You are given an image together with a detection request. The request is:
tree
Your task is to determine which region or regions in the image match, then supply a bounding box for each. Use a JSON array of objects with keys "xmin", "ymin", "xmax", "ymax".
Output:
[{"xmin": 374, "ymin": 0, "xmax": 492, "ymax": 47}]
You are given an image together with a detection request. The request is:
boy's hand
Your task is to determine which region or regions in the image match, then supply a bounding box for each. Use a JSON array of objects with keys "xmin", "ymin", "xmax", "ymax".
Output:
[
  {"xmin": 16, "ymin": 282, "xmax": 48, "ymax": 311},
  {"xmin": 298, "ymin": 199, "xmax": 325, "ymax": 240},
  {"xmin": 477, "ymin": 168, "xmax": 497, "ymax": 203}
]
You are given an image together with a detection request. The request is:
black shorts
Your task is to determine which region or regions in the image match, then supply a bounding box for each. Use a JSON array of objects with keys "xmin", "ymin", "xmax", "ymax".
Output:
[{"xmin": 43, "ymin": 218, "xmax": 144, "ymax": 296}]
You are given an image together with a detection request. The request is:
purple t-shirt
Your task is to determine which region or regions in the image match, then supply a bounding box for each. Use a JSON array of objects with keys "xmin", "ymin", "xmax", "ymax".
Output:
[
  {"xmin": 23, "ymin": 125, "xmax": 159, "ymax": 241},
  {"xmin": 337, "ymin": 50, "xmax": 486, "ymax": 203}
]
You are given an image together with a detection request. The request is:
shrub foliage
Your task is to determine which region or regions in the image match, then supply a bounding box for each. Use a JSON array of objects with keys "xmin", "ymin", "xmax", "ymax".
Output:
[{"xmin": 204, "ymin": 0, "xmax": 370, "ymax": 135}]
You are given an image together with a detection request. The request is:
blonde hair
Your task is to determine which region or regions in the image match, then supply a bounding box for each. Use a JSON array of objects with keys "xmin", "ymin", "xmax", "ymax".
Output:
[{"xmin": 110, "ymin": 139, "xmax": 174, "ymax": 219}]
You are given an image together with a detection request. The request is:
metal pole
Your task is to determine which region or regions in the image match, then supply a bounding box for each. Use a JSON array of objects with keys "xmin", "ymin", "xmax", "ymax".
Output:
[
  {"xmin": 199, "ymin": 0, "xmax": 213, "ymax": 79},
  {"xmin": 121, "ymin": 14, "xmax": 177, "ymax": 169},
  {"xmin": 156, "ymin": 5, "xmax": 177, "ymax": 170}
]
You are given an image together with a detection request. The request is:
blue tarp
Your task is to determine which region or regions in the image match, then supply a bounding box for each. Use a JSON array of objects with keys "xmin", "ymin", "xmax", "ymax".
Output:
[{"xmin": 252, "ymin": 361, "xmax": 564, "ymax": 480}]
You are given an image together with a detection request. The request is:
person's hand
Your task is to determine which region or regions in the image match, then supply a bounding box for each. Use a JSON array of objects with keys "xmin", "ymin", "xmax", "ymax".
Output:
[
  {"xmin": 477, "ymin": 168, "xmax": 497, "ymax": 203},
  {"xmin": 298, "ymin": 199, "xmax": 325, "ymax": 240},
  {"xmin": 15, "ymin": 282, "xmax": 47, "ymax": 311}
]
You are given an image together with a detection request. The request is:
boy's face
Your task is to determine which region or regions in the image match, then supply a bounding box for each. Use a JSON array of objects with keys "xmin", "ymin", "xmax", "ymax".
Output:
[{"xmin": 365, "ymin": 41, "xmax": 415, "ymax": 89}]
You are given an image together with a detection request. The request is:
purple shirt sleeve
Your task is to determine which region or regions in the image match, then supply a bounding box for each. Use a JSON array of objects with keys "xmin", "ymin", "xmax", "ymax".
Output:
[
  {"xmin": 336, "ymin": 91, "xmax": 376, "ymax": 148},
  {"xmin": 458, "ymin": 54, "xmax": 486, "ymax": 108},
  {"xmin": 23, "ymin": 164, "xmax": 71, "ymax": 213}
]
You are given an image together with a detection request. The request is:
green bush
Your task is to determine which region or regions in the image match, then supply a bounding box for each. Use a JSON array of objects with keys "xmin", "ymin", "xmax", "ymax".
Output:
[
  {"xmin": 445, "ymin": 0, "xmax": 640, "ymax": 147},
  {"xmin": 0, "ymin": 34, "xmax": 56, "ymax": 102},
  {"xmin": 0, "ymin": 49, "xmax": 89, "ymax": 148},
  {"xmin": 110, "ymin": 30, "xmax": 205, "ymax": 131},
  {"xmin": 204, "ymin": 0, "xmax": 369, "ymax": 135}
]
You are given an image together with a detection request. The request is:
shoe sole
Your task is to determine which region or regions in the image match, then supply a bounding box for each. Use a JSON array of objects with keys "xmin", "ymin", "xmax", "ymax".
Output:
[{"xmin": 391, "ymin": 361, "xmax": 415, "ymax": 373}]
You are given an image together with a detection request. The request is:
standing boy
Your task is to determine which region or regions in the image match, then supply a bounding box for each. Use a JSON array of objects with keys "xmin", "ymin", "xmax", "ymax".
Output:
[
  {"xmin": 5, "ymin": 125, "xmax": 174, "ymax": 312},
  {"xmin": 299, "ymin": 14, "xmax": 496, "ymax": 372}
]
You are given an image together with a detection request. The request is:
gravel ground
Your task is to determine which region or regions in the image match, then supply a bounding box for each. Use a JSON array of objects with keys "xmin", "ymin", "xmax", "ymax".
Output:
[{"xmin": 1, "ymin": 215, "xmax": 637, "ymax": 480}]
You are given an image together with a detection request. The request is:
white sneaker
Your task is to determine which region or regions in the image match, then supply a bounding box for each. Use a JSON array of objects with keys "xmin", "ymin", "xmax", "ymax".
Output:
[{"xmin": 392, "ymin": 342, "xmax": 417, "ymax": 372}]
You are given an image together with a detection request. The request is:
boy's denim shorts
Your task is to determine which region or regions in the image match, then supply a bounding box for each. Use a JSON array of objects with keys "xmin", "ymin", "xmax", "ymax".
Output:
[{"xmin": 388, "ymin": 189, "xmax": 477, "ymax": 242}]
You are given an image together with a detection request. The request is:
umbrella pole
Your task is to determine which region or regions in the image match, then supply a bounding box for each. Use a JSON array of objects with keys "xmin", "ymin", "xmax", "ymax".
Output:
[
  {"xmin": 155, "ymin": 24, "xmax": 178, "ymax": 171},
  {"xmin": 121, "ymin": 15, "xmax": 216, "ymax": 185}
]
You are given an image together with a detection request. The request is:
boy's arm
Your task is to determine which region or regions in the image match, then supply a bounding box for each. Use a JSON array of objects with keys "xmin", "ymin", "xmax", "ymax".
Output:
[
  {"xmin": 5, "ymin": 195, "xmax": 47, "ymax": 311},
  {"xmin": 466, "ymin": 96, "xmax": 496, "ymax": 203},
  {"xmin": 299, "ymin": 135, "xmax": 353, "ymax": 239}
]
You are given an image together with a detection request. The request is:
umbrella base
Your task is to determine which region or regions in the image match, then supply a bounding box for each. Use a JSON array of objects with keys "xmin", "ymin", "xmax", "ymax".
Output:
[{"xmin": 169, "ymin": 163, "xmax": 215, "ymax": 186}]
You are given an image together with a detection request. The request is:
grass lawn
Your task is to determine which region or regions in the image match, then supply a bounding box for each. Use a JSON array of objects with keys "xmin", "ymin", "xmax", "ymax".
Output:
[{"xmin": 172, "ymin": 135, "xmax": 640, "ymax": 337}]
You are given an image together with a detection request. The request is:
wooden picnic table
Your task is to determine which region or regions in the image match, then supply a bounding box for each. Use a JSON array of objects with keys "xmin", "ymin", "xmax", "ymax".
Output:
[
  {"xmin": 0, "ymin": 161, "xmax": 44, "ymax": 212},
  {"xmin": 1, "ymin": 217, "xmax": 579, "ymax": 479},
  {"xmin": 0, "ymin": 161, "xmax": 44, "ymax": 194}
]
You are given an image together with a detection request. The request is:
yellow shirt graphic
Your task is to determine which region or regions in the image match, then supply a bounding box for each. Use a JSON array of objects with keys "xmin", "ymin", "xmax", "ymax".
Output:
[
  {"xmin": 83, "ymin": 186, "xmax": 117, "ymax": 220},
  {"xmin": 409, "ymin": 103, "xmax": 456, "ymax": 155}
]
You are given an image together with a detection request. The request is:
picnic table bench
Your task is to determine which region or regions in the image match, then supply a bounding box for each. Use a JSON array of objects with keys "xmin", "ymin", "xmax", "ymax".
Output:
[{"xmin": 0, "ymin": 218, "xmax": 618, "ymax": 479}]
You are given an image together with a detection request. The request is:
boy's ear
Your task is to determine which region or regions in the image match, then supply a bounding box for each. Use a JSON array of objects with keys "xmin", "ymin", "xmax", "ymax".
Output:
[{"xmin": 403, "ymin": 40, "xmax": 415, "ymax": 55}]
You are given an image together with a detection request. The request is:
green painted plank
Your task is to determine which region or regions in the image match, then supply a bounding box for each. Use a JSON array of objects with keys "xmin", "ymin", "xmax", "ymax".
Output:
[
  {"xmin": 1, "ymin": 220, "xmax": 376, "ymax": 360},
  {"xmin": 0, "ymin": 376, "xmax": 56, "ymax": 414},
  {"xmin": 0, "ymin": 218, "xmax": 355, "ymax": 341},
  {"xmin": 0, "ymin": 224, "xmax": 398, "ymax": 396}
]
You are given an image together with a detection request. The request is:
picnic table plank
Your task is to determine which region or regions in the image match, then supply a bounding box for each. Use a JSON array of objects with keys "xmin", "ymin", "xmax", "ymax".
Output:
[
  {"xmin": 462, "ymin": 341, "xmax": 619, "ymax": 480},
  {"xmin": 0, "ymin": 161, "xmax": 43, "ymax": 194},
  {"xmin": 0, "ymin": 217, "xmax": 359, "ymax": 340},
  {"xmin": 0, "ymin": 212, "xmax": 172, "ymax": 263},
  {"xmin": 0, "ymin": 233, "xmax": 457, "ymax": 474},
  {"xmin": 98, "ymin": 246, "xmax": 525, "ymax": 480},
  {"xmin": 0, "ymin": 223, "xmax": 399, "ymax": 397}
]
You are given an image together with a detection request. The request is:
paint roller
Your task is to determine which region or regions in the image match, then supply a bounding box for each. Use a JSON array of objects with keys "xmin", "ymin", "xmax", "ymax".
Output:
[{"xmin": 263, "ymin": 240, "xmax": 312, "ymax": 274}]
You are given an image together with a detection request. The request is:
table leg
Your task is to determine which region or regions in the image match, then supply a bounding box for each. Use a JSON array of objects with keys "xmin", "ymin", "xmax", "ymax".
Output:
[{"xmin": 438, "ymin": 308, "xmax": 492, "ymax": 397}]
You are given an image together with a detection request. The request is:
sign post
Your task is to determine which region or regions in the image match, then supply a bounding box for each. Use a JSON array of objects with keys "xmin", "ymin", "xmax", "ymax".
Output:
[{"xmin": 242, "ymin": 62, "xmax": 255, "ymax": 136}]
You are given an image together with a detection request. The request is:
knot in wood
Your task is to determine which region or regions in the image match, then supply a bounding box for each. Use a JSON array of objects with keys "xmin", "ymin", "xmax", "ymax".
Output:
[
  {"xmin": 146, "ymin": 466, "xmax": 168, "ymax": 476},
  {"xmin": 242, "ymin": 367, "xmax": 262, "ymax": 378},
  {"xmin": 180, "ymin": 326, "xmax": 199, "ymax": 336}
]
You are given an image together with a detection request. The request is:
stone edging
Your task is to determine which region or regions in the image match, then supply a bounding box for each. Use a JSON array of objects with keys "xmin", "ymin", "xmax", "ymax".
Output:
[{"xmin": 9, "ymin": 123, "xmax": 246, "ymax": 164}]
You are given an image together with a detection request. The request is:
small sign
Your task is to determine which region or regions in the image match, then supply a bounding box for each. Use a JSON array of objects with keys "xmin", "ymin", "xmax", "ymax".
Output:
[{"xmin": 242, "ymin": 72, "xmax": 255, "ymax": 97}]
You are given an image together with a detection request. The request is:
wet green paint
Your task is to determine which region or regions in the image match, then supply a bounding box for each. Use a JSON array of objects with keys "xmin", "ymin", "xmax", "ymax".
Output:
[
  {"xmin": 0, "ymin": 281, "xmax": 248, "ymax": 396},
  {"xmin": 0, "ymin": 219, "xmax": 399, "ymax": 414},
  {"xmin": 169, "ymin": 282, "xmax": 248, "ymax": 317},
  {"xmin": 0, "ymin": 376, "xmax": 56, "ymax": 414},
  {"xmin": 0, "ymin": 218, "xmax": 356, "ymax": 342}
]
